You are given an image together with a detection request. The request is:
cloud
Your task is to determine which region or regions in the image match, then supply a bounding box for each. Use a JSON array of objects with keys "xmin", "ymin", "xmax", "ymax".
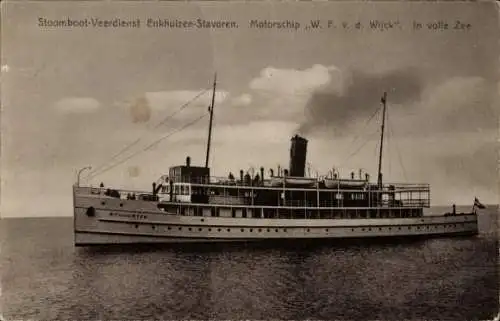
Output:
[
  {"xmin": 249, "ymin": 64, "xmax": 342, "ymax": 96},
  {"xmin": 54, "ymin": 97, "xmax": 101, "ymax": 113},
  {"xmin": 231, "ymin": 93, "xmax": 253, "ymax": 107},
  {"xmin": 417, "ymin": 76, "xmax": 496, "ymax": 132},
  {"xmin": 214, "ymin": 64, "xmax": 345, "ymax": 126},
  {"xmin": 298, "ymin": 68, "xmax": 423, "ymax": 136}
]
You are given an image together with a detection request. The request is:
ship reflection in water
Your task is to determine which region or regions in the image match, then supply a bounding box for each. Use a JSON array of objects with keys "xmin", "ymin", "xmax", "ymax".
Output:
[{"xmin": 0, "ymin": 212, "xmax": 497, "ymax": 320}]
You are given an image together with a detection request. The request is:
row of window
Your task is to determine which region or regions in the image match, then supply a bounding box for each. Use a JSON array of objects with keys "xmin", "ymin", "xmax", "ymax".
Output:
[
  {"xmin": 131, "ymin": 223, "xmax": 468, "ymax": 232},
  {"xmin": 103, "ymin": 201, "xmax": 423, "ymax": 219},
  {"xmin": 357, "ymin": 224, "xmax": 463, "ymax": 232}
]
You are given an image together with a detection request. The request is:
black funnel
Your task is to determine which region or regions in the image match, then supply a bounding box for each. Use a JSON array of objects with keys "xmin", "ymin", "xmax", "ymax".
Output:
[{"xmin": 289, "ymin": 135, "xmax": 308, "ymax": 177}]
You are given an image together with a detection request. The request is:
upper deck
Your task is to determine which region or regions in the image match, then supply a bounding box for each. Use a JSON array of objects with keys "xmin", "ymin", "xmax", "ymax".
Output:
[{"xmin": 78, "ymin": 174, "xmax": 430, "ymax": 209}]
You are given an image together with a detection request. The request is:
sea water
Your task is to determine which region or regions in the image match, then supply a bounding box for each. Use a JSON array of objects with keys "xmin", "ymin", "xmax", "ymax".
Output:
[{"xmin": 1, "ymin": 206, "xmax": 498, "ymax": 320}]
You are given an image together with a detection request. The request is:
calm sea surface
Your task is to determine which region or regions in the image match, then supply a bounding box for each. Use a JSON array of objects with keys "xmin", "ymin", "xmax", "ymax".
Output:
[{"xmin": 1, "ymin": 206, "xmax": 498, "ymax": 320}]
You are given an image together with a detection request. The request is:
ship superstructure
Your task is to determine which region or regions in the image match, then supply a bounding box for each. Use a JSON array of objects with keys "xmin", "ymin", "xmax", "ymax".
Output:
[{"xmin": 72, "ymin": 75, "xmax": 480, "ymax": 245}]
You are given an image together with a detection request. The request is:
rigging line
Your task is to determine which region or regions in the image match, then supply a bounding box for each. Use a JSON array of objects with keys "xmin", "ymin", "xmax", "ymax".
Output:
[
  {"xmin": 340, "ymin": 129, "xmax": 380, "ymax": 168},
  {"xmin": 387, "ymin": 116, "xmax": 408, "ymax": 182},
  {"xmin": 349, "ymin": 105, "xmax": 382, "ymax": 147},
  {"xmin": 144, "ymin": 112, "xmax": 209, "ymax": 152},
  {"xmin": 153, "ymin": 88, "xmax": 210, "ymax": 129},
  {"xmin": 87, "ymin": 112, "xmax": 209, "ymax": 180},
  {"xmin": 335, "ymin": 106, "xmax": 381, "ymax": 171},
  {"xmin": 86, "ymin": 88, "xmax": 210, "ymax": 178}
]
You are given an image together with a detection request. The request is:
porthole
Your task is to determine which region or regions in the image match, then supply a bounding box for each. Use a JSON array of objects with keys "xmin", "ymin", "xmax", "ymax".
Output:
[
  {"xmin": 101, "ymin": 201, "xmax": 105, "ymax": 205},
  {"xmin": 179, "ymin": 227, "xmax": 182, "ymax": 231},
  {"xmin": 362, "ymin": 228, "xmax": 365, "ymax": 231},
  {"xmin": 368, "ymin": 228, "xmax": 372, "ymax": 231},
  {"xmin": 408, "ymin": 227, "xmax": 411, "ymax": 230},
  {"xmin": 152, "ymin": 225, "xmax": 156, "ymax": 230},
  {"xmin": 325, "ymin": 229, "xmax": 329, "ymax": 232},
  {"xmin": 135, "ymin": 224, "xmax": 139, "ymax": 228},
  {"xmin": 167, "ymin": 227, "xmax": 171, "ymax": 230},
  {"xmin": 250, "ymin": 229, "xmax": 253, "ymax": 232},
  {"xmin": 201, "ymin": 219, "xmax": 205, "ymax": 222},
  {"xmin": 267, "ymin": 228, "xmax": 270, "ymax": 232},
  {"xmin": 258, "ymin": 228, "xmax": 262, "ymax": 232},
  {"xmin": 388, "ymin": 227, "xmax": 392, "ymax": 230},
  {"xmin": 275, "ymin": 229, "xmax": 279, "ymax": 232},
  {"xmin": 188, "ymin": 228, "xmax": 192, "ymax": 231},
  {"xmin": 241, "ymin": 228, "xmax": 244, "ymax": 232},
  {"xmin": 351, "ymin": 228, "xmax": 355, "ymax": 232},
  {"xmin": 217, "ymin": 228, "xmax": 221, "ymax": 232},
  {"xmin": 198, "ymin": 228, "xmax": 202, "ymax": 231},
  {"xmin": 307, "ymin": 228, "xmax": 310, "ymax": 232},
  {"xmin": 379, "ymin": 228, "xmax": 382, "ymax": 231},
  {"xmin": 120, "ymin": 203, "xmax": 123, "ymax": 207},
  {"xmin": 398, "ymin": 227, "xmax": 401, "ymax": 230},
  {"xmin": 284, "ymin": 228, "xmax": 287, "ymax": 232},
  {"xmin": 227, "ymin": 228, "xmax": 230, "ymax": 232},
  {"xmin": 208, "ymin": 228, "xmax": 212, "ymax": 231}
]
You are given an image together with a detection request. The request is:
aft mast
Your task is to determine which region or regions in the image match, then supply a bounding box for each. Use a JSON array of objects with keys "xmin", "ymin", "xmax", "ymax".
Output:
[
  {"xmin": 377, "ymin": 92, "xmax": 387, "ymax": 188},
  {"xmin": 205, "ymin": 73, "xmax": 217, "ymax": 168}
]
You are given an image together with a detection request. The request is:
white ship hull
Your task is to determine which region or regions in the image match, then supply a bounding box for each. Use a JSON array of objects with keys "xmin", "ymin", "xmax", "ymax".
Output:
[{"xmin": 73, "ymin": 190, "xmax": 478, "ymax": 246}]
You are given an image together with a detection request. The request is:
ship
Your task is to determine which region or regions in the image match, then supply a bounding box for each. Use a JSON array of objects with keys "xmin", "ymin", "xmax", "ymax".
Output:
[{"xmin": 72, "ymin": 75, "xmax": 481, "ymax": 246}]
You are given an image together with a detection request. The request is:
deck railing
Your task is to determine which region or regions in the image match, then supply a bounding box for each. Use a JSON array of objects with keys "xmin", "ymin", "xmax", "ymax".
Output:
[{"xmin": 74, "ymin": 182, "xmax": 431, "ymax": 208}]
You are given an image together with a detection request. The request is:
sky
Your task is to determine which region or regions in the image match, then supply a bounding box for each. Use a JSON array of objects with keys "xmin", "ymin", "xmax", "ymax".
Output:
[{"xmin": 1, "ymin": 1, "xmax": 498, "ymax": 217}]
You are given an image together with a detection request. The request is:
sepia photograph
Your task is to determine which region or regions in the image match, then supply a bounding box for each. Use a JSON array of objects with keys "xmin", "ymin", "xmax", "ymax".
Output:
[{"xmin": 1, "ymin": 1, "xmax": 498, "ymax": 320}]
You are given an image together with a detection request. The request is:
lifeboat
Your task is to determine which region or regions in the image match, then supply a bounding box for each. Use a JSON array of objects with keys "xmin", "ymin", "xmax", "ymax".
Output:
[
  {"xmin": 324, "ymin": 179, "xmax": 367, "ymax": 189},
  {"xmin": 268, "ymin": 176, "xmax": 317, "ymax": 187}
]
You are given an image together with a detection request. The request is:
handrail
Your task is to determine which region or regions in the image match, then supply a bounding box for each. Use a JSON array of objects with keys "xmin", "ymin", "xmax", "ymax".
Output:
[
  {"xmin": 75, "ymin": 185, "xmax": 431, "ymax": 209},
  {"xmin": 76, "ymin": 181, "xmax": 430, "ymax": 194},
  {"xmin": 166, "ymin": 175, "xmax": 430, "ymax": 187}
]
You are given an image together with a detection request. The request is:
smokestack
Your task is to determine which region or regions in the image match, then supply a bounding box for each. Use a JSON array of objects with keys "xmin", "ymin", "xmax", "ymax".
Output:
[
  {"xmin": 260, "ymin": 167, "xmax": 264, "ymax": 181},
  {"xmin": 289, "ymin": 135, "xmax": 308, "ymax": 177},
  {"xmin": 239, "ymin": 169, "xmax": 244, "ymax": 182},
  {"xmin": 186, "ymin": 156, "xmax": 191, "ymax": 167}
]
